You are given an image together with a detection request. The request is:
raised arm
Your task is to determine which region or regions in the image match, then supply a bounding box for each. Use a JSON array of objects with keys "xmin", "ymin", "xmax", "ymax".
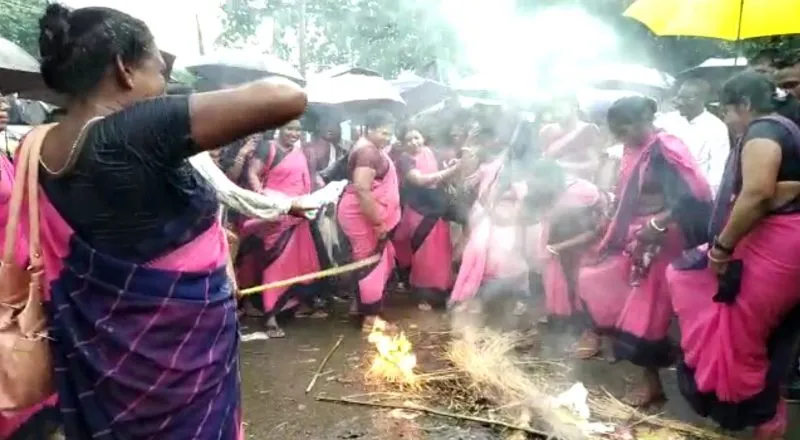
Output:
[{"xmin": 189, "ymin": 78, "xmax": 306, "ymax": 152}]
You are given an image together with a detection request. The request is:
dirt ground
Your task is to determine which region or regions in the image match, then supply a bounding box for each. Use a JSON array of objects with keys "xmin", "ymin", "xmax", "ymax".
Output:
[{"xmin": 238, "ymin": 294, "xmax": 800, "ymax": 440}]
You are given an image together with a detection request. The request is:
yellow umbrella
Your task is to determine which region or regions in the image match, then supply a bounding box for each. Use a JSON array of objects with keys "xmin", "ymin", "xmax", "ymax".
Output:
[{"xmin": 624, "ymin": 0, "xmax": 800, "ymax": 41}]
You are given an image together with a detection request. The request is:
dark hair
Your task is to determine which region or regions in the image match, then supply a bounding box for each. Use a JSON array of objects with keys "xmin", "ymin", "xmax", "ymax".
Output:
[
  {"xmin": 680, "ymin": 78, "xmax": 712, "ymax": 101},
  {"xmin": 521, "ymin": 159, "xmax": 566, "ymax": 210},
  {"xmin": 38, "ymin": 3, "xmax": 155, "ymax": 96},
  {"xmin": 396, "ymin": 123, "xmax": 422, "ymax": 141},
  {"xmin": 607, "ymin": 96, "xmax": 657, "ymax": 128},
  {"xmin": 720, "ymin": 71, "xmax": 782, "ymax": 114},
  {"xmin": 363, "ymin": 110, "xmax": 395, "ymax": 130}
]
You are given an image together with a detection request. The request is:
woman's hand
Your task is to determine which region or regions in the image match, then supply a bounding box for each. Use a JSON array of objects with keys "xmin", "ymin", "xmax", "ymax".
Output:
[
  {"xmin": 707, "ymin": 246, "xmax": 731, "ymax": 277},
  {"xmin": 288, "ymin": 199, "xmax": 317, "ymax": 218},
  {"xmin": 636, "ymin": 219, "xmax": 666, "ymax": 244}
]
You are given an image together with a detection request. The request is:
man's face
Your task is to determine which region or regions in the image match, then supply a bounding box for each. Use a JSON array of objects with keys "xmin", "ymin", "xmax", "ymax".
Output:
[
  {"xmin": 674, "ymin": 85, "xmax": 703, "ymax": 119},
  {"xmin": 777, "ymin": 64, "xmax": 800, "ymax": 98}
]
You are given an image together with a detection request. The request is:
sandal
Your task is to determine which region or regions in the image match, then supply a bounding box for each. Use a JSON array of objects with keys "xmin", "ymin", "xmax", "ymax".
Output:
[{"xmin": 571, "ymin": 331, "xmax": 601, "ymax": 360}]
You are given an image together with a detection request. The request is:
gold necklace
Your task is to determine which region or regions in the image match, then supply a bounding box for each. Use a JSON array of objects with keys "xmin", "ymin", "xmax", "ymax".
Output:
[{"xmin": 40, "ymin": 116, "xmax": 104, "ymax": 177}]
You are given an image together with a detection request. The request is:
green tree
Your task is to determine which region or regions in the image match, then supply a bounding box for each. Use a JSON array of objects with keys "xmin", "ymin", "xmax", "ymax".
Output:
[
  {"xmin": 0, "ymin": 0, "xmax": 49, "ymax": 56},
  {"xmin": 217, "ymin": 0, "xmax": 462, "ymax": 77}
]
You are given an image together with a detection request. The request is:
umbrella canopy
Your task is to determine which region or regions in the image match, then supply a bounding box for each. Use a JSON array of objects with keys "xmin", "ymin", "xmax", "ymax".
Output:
[
  {"xmin": 185, "ymin": 50, "xmax": 304, "ymax": 87},
  {"xmin": 576, "ymin": 88, "xmax": 644, "ymax": 124},
  {"xmin": 585, "ymin": 63, "xmax": 674, "ymax": 92},
  {"xmin": 0, "ymin": 37, "xmax": 44, "ymax": 95},
  {"xmin": 624, "ymin": 0, "xmax": 800, "ymax": 41},
  {"xmin": 390, "ymin": 72, "xmax": 451, "ymax": 116},
  {"xmin": 315, "ymin": 65, "xmax": 381, "ymax": 78},
  {"xmin": 306, "ymin": 74, "xmax": 406, "ymax": 123},
  {"xmin": 677, "ymin": 57, "xmax": 748, "ymax": 84}
]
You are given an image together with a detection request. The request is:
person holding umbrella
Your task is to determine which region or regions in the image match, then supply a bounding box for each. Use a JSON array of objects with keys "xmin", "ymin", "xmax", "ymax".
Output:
[{"xmin": 24, "ymin": 4, "xmax": 306, "ymax": 439}]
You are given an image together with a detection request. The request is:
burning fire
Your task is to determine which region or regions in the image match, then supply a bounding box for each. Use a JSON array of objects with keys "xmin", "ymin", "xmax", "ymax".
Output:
[{"xmin": 366, "ymin": 317, "xmax": 417, "ymax": 384}]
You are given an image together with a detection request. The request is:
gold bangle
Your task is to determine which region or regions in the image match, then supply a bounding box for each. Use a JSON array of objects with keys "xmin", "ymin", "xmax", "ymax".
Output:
[
  {"xmin": 649, "ymin": 217, "xmax": 667, "ymax": 232},
  {"xmin": 706, "ymin": 250, "xmax": 731, "ymax": 264}
]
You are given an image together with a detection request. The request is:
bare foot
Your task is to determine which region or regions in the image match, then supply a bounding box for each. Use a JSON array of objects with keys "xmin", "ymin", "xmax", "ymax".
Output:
[
  {"xmin": 623, "ymin": 369, "xmax": 665, "ymax": 407},
  {"xmin": 571, "ymin": 330, "xmax": 601, "ymax": 360},
  {"xmin": 264, "ymin": 317, "xmax": 286, "ymax": 338}
]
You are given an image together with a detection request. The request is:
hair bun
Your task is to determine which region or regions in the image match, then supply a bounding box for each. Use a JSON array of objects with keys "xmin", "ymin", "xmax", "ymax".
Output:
[{"xmin": 38, "ymin": 3, "xmax": 72, "ymax": 60}]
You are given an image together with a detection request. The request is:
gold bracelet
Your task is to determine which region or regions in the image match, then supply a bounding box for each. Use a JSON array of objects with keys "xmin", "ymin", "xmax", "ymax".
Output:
[
  {"xmin": 706, "ymin": 250, "xmax": 731, "ymax": 264},
  {"xmin": 649, "ymin": 217, "xmax": 667, "ymax": 232}
]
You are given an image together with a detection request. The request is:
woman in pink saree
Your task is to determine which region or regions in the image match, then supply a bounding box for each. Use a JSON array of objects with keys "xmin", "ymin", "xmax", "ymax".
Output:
[
  {"xmin": 539, "ymin": 96, "xmax": 603, "ymax": 181},
  {"xmin": 392, "ymin": 127, "xmax": 464, "ymax": 309},
  {"xmin": 236, "ymin": 119, "xmax": 328, "ymax": 337},
  {"xmin": 451, "ymin": 157, "xmax": 566, "ymax": 311},
  {"xmin": 539, "ymin": 177, "xmax": 612, "ymax": 336},
  {"xmin": 578, "ymin": 96, "xmax": 712, "ymax": 406},
  {"xmin": 337, "ymin": 110, "xmax": 401, "ymax": 330},
  {"xmin": 666, "ymin": 72, "xmax": 800, "ymax": 439},
  {"xmin": 26, "ymin": 5, "xmax": 306, "ymax": 438}
]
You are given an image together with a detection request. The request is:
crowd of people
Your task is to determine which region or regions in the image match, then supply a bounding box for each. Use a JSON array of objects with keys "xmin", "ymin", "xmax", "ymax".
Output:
[{"xmin": 2, "ymin": 3, "xmax": 800, "ymax": 440}]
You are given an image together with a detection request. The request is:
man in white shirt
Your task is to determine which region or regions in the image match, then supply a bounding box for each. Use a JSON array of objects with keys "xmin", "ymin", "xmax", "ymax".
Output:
[{"xmin": 674, "ymin": 79, "xmax": 731, "ymax": 194}]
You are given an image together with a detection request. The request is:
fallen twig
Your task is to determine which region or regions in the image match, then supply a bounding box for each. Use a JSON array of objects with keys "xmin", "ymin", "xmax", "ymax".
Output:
[
  {"xmin": 316, "ymin": 395, "xmax": 550, "ymax": 438},
  {"xmin": 305, "ymin": 335, "xmax": 344, "ymax": 394}
]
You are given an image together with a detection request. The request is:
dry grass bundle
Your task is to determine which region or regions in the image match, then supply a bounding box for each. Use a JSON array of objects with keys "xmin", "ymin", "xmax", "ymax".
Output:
[
  {"xmin": 447, "ymin": 325, "xmax": 586, "ymax": 440},
  {"xmin": 588, "ymin": 392, "xmax": 735, "ymax": 440}
]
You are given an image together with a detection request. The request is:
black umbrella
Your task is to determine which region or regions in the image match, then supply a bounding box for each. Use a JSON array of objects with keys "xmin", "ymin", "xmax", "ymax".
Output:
[
  {"xmin": 185, "ymin": 50, "xmax": 304, "ymax": 87},
  {"xmin": 0, "ymin": 37, "xmax": 44, "ymax": 95},
  {"xmin": 390, "ymin": 73, "xmax": 451, "ymax": 116}
]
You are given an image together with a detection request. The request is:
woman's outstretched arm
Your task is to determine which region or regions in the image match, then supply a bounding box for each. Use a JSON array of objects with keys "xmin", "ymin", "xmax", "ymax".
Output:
[{"xmin": 189, "ymin": 77, "xmax": 307, "ymax": 152}]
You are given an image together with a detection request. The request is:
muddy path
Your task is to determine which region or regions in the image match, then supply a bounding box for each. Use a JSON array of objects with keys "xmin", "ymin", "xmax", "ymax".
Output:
[{"xmin": 239, "ymin": 295, "xmax": 800, "ymax": 440}]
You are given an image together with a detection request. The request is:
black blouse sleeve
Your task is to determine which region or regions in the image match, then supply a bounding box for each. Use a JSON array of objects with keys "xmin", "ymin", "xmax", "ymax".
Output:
[{"xmin": 84, "ymin": 95, "xmax": 197, "ymax": 168}]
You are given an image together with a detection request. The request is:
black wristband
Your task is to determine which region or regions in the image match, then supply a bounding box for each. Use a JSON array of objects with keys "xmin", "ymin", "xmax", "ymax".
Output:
[{"xmin": 713, "ymin": 236, "xmax": 734, "ymax": 255}]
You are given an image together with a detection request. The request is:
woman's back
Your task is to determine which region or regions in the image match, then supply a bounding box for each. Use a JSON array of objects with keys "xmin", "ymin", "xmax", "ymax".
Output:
[{"xmin": 41, "ymin": 97, "xmax": 219, "ymax": 264}]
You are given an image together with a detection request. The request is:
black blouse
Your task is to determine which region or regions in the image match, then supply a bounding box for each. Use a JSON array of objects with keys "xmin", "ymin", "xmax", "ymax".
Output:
[{"xmin": 40, "ymin": 96, "xmax": 219, "ymax": 264}]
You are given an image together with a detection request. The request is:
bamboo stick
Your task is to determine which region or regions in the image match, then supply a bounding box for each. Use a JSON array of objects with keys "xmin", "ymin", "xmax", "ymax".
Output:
[
  {"xmin": 316, "ymin": 395, "xmax": 549, "ymax": 438},
  {"xmin": 305, "ymin": 335, "xmax": 345, "ymax": 394},
  {"xmin": 239, "ymin": 254, "xmax": 380, "ymax": 296}
]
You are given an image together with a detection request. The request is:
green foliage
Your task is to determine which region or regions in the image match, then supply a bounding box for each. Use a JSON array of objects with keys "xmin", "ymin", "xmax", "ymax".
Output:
[
  {"xmin": 216, "ymin": 0, "xmax": 462, "ymax": 77},
  {"xmin": 0, "ymin": 0, "xmax": 49, "ymax": 56}
]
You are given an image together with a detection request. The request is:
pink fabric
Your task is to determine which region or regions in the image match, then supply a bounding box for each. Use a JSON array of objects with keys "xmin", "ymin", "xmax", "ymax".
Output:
[
  {"xmin": 337, "ymin": 152, "xmax": 401, "ymax": 308},
  {"xmin": 392, "ymin": 147, "xmax": 453, "ymax": 292},
  {"xmin": 667, "ymin": 214, "xmax": 800, "ymax": 404},
  {"xmin": 541, "ymin": 179, "xmax": 602, "ymax": 318},
  {"xmin": 450, "ymin": 179, "xmax": 529, "ymax": 304},
  {"xmin": 599, "ymin": 131, "xmax": 711, "ymax": 251},
  {"xmin": 0, "ymin": 156, "xmax": 26, "ymax": 266},
  {"xmin": 236, "ymin": 144, "xmax": 320, "ymax": 313},
  {"xmin": 579, "ymin": 131, "xmax": 708, "ymax": 340},
  {"xmin": 579, "ymin": 216, "xmax": 683, "ymax": 336}
]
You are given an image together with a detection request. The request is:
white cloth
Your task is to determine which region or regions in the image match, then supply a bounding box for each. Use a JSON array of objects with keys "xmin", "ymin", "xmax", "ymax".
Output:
[
  {"xmin": 656, "ymin": 110, "xmax": 730, "ymax": 194},
  {"xmin": 189, "ymin": 151, "xmax": 293, "ymax": 220}
]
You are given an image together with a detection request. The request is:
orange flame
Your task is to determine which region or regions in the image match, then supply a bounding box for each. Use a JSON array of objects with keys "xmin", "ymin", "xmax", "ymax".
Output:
[{"xmin": 366, "ymin": 317, "xmax": 417, "ymax": 384}]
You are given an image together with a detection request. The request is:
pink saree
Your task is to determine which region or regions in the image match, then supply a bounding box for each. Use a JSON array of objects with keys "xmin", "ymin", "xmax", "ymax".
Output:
[
  {"xmin": 392, "ymin": 147, "xmax": 453, "ymax": 302},
  {"xmin": 236, "ymin": 143, "xmax": 322, "ymax": 315},
  {"xmin": 540, "ymin": 178, "xmax": 605, "ymax": 324},
  {"xmin": 336, "ymin": 149, "xmax": 401, "ymax": 314},
  {"xmin": 578, "ymin": 131, "xmax": 712, "ymax": 367},
  {"xmin": 450, "ymin": 155, "xmax": 530, "ymax": 304},
  {"xmin": 666, "ymin": 115, "xmax": 800, "ymax": 433}
]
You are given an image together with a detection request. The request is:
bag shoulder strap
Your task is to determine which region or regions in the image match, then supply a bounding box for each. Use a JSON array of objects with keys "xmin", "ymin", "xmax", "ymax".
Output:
[
  {"xmin": 26, "ymin": 125, "xmax": 55, "ymax": 270},
  {"xmin": 1, "ymin": 124, "xmax": 56, "ymax": 267}
]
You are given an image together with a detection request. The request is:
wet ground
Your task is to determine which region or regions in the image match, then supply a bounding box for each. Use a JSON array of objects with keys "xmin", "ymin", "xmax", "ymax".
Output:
[{"xmin": 239, "ymin": 294, "xmax": 800, "ymax": 440}]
